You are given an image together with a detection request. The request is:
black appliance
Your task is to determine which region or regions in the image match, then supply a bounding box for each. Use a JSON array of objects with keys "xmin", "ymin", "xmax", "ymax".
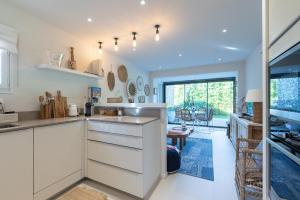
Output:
[
  {"xmin": 85, "ymin": 102, "xmax": 94, "ymax": 117},
  {"xmin": 268, "ymin": 42, "xmax": 300, "ymax": 200}
]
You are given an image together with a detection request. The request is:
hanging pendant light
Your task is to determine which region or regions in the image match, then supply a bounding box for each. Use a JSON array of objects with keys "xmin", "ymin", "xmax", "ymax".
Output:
[
  {"xmin": 154, "ymin": 24, "xmax": 160, "ymax": 42},
  {"xmin": 132, "ymin": 32, "xmax": 137, "ymax": 48},
  {"xmin": 98, "ymin": 41, "xmax": 103, "ymax": 54},
  {"xmin": 114, "ymin": 37, "xmax": 119, "ymax": 51}
]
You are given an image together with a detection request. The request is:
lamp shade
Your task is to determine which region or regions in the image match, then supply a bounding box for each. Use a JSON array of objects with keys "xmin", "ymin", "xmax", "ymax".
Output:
[{"xmin": 245, "ymin": 89, "xmax": 262, "ymax": 102}]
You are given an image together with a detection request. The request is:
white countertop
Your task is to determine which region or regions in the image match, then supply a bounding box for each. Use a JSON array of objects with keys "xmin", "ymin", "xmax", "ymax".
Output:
[
  {"xmin": 95, "ymin": 103, "xmax": 167, "ymax": 109},
  {"xmin": 0, "ymin": 115, "xmax": 159, "ymax": 133}
]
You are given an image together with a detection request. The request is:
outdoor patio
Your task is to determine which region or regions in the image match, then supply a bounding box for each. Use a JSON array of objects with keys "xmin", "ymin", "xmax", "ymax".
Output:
[{"xmin": 167, "ymin": 110, "xmax": 228, "ymax": 127}]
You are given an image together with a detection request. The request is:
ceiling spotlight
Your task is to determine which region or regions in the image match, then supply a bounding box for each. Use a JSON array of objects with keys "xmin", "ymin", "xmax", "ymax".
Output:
[
  {"xmin": 140, "ymin": 0, "xmax": 146, "ymax": 5},
  {"xmin": 218, "ymin": 58, "xmax": 222, "ymax": 61},
  {"xmin": 224, "ymin": 46, "xmax": 239, "ymax": 51},
  {"xmin": 178, "ymin": 54, "xmax": 182, "ymax": 57},
  {"xmin": 132, "ymin": 32, "xmax": 137, "ymax": 48},
  {"xmin": 154, "ymin": 24, "xmax": 160, "ymax": 42},
  {"xmin": 222, "ymin": 29, "xmax": 227, "ymax": 33},
  {"xmin": 98, "ymin": 41, "xmax": 103, "ymax": 54},
  {"xmin": 114, "ymin": 37, "xmax": 119, "ymax": 52},
  {"xmin": 87, "ymin": 18, "xmax": 92, "ymax": 22}
]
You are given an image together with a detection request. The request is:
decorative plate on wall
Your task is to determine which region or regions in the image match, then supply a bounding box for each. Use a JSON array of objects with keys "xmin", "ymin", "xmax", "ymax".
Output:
[
  {"xmin": 117, "ymin": 64, "xmax": 128, "ymax": 82},
  {"xmin": 144, "ymin": 84, "xmax": 150, "ymax": 96},
  {"xmin": 107, "ymin": 71, "xmax": 115, "ymax": 91},
  {"xmin": 136, "ymin": 76, "xmax": 144, "ymax": 91},
  {"xmin": 127, "ymin": 80, "xmax": 137, "ymax": 97}
]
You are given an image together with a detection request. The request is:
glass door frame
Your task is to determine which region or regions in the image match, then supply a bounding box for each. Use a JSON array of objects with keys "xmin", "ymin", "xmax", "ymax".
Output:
[{"xmin": 162, "ymin": 77, "xmax": 236, "ymax": 128}]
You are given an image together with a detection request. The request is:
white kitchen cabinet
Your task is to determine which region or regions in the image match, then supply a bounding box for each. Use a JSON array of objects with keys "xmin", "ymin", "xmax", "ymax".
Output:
[
  {"xmin": 269, "ymin": 20, "xmax": 300, "ymax": 61},
  {"xmin": 88, "ymin": 140, "xmax": 143, "ymax": 173},
  {"xmin": 87, "ymin": 120, "xmax": 161, "ymax": 199},
  {"xmin": 0, "ymin": 129, "xmax": 33, "ymax": 200},
  {"xmin": 34, "ymin": 121, "xmax": 84, "ymax": 200},
  {"xmin": 269, "ymin": 0, "xmax": 300, "ymax": 44}
]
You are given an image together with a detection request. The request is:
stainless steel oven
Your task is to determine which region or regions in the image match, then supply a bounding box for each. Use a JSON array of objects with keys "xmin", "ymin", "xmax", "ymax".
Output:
[{"xmin": 268, "ymin": 42, "xmax": 300, "ymax": 200}]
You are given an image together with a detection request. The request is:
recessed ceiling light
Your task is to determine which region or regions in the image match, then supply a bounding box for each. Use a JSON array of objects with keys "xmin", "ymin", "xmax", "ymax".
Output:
[
  {"xmin": 224, "ymin": 46, "xmax": 239, "ymax": 51},
  {"xmin": 140, "ymin": 0, "xmax": 146, "ymax": 5},
  {"xmin": 87, "ymin": 18, "xmax": 92, "ymax": 22},
  {"xmin": 218, "ymin": 58, "xmax": 222, "ymax": 61},
  {"xmin": 222, "ymin": 29, "xmax": 227, "ymax": 33},
  {"xmin": 178, "ymin": 54, "xmax": 182, "ymax": 57}
]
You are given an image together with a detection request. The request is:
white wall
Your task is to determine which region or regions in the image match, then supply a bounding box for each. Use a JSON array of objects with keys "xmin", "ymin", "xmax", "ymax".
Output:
[
  {"xmin": 149, "ymin": 60, "xmax": 246, "ymax": 103},
  {"xmin": 0, "ymin": 1, "xmax": 149, "ymax": 112},
  {"xmin": 245, "ymin": 44, "xmax": 262, "ymax": 91}
]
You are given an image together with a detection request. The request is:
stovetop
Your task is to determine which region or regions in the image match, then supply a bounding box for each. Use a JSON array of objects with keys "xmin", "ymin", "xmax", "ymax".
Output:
[{"xmin": 271, "ymin": 129, "xmax": 300, "ymax": 153}]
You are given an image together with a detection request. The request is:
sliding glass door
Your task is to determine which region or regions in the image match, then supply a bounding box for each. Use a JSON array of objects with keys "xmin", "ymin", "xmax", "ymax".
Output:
[{"xmin": 163, "ymin": 78, "xmax": 235, "ymax": 128}]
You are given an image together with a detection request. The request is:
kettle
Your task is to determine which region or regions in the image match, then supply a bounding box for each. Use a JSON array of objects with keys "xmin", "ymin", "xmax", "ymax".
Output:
[{"xmin": 68, "ymin": 104, "xmax": 78, "ymax": 117}]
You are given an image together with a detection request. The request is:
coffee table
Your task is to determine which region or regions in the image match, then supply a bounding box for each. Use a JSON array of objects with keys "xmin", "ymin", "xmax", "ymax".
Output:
[{"xmin": 167, "ymin": 128, "xmax": 191, "ymax": 150}]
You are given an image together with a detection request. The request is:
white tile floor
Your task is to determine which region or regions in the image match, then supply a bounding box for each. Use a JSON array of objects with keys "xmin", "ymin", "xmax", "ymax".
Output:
[
  {"xmin": 150, "ymin": 127, "xmax": 238, "ymax": 200},
  {"xmin": 82, "ymin": 127, "xmax": 238, "ymax": 200}
]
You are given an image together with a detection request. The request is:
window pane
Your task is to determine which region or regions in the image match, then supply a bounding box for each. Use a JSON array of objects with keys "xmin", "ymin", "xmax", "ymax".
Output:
[
  {"xmin": 0, "ymin": 49, "xmax": 9, "ymax": 89},
  {"xmin": 184, "ymin": 83, "xmax": 207, "ymax": 110},
  {"xmin": 165, "ymin": 84, "xmax": 184, "ymax": 123},
  {"xmin": 208, "ymin": 81, "xmax": 234, "ymax": 127}
]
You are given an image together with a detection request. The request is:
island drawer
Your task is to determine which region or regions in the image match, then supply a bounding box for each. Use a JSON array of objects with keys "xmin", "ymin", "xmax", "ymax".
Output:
[
  {"xmin": 88, "ymin": 121, "xmax": 142, "ymax": 137},
  {"xmin": 88, "ymin": 130, "xmax": 143, "ymax": 149},
  {"xmin": 87, "ymin": 160, "xmax": 143, "ymax": 198},
  {"xmin": 87, "ymin": 140, "xmax": 143, "ymax": 173}
]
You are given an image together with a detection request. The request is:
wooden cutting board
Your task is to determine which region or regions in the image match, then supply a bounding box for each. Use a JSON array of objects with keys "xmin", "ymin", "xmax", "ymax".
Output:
[
  {"xmin": 54, "ymin": 91, "xmax": 66, "ymax": 118},
  {"xmin": 62, "ymin": 96, "xmax": 68, "ymax": 116}
]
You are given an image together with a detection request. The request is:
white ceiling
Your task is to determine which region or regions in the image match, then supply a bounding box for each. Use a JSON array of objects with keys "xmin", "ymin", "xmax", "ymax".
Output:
[{"xmin": 7, "ymin": 0, "xmax": 262, "ymax": 71}]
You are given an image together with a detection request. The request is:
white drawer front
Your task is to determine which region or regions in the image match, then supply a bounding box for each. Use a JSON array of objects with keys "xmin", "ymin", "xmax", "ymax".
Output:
[
  {"xmin": 88, "ymin": 140, "xmax": 143, "ymax": 173},
  {"xmin": 88, "ymin": 130, "xmax": 143, "ymax": 149},
  {"xmin": 88, "ymin": 121, "xmax": 142, "ymax": 137},
  {"xmin": 87, "ymin": 160, "xmax": 143, "ymax": 198}
]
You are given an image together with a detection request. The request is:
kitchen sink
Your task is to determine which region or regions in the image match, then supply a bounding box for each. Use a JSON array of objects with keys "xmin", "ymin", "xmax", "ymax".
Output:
[{"xmin": 0, "ymin": 123, "xmax": 19, "ymax": 129}]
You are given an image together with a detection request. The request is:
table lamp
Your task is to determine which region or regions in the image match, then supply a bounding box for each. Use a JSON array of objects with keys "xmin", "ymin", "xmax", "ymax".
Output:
[{"xmin": 245, "ymin": 89, "xmax": 262, "ymax": 123}]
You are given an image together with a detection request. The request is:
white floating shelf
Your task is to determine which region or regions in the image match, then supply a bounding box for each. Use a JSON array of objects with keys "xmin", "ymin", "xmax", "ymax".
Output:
[{"xmin": 36, "ymin": 64, "xmax": 103, "ymax": 79}]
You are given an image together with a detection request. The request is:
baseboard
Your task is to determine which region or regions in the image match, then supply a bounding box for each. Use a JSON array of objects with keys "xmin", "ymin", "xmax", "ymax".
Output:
[
  {"xmin": 161, "ymin": 173, "xmax": 168, "ymax": 179},
  {"xmin": 143, "ymin": 175, "xmax": 162, "ymax": 200},
  {"xmin": 34, "ymin": 170, "xmax": 83, "ymax": 200}
]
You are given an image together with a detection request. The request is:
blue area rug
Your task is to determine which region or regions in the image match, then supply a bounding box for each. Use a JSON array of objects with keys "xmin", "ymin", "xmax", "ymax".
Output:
[{"xmin": 168, "ymin": 137, "xmax": 214, "ymax": 181}]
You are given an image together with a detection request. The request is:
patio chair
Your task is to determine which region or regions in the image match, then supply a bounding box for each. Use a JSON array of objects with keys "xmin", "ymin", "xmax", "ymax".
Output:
[
  {"xmin": 195, "ymin": 108, "xmax": 214, "ymax": 126},
  {"xmin": 180, "ymin": 109, "xmax": 195, "ymax": 130},
  {"xmin": 235, "ymin": 138, "xmax": 263, "ymax": 200},
  {"xmin": 174, "ymin": 107, "xmax": 182, "ymax": 123}
]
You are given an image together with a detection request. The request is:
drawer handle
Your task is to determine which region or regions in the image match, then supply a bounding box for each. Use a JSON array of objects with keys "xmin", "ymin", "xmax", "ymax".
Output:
[
  {"xmin": 89, "ymin": 130, "xmax": 142, "ymax": 138},
  {"xmin": 88, "ymin": 159, "xmax": 142, "ymax": 175},
  {"xmin": 88, "ymin": 140, "xmax": 142, "ymax": 151}
]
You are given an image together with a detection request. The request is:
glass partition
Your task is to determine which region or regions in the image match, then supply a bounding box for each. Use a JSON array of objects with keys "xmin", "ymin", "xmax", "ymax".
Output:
[{"xmin": 163, "ymin": 78, "xmax": 235, "ymax": 128}]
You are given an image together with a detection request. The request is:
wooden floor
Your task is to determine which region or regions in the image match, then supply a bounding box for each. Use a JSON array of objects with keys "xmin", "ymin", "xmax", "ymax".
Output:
[{"xmin": 57, "ymin": 184, "xmax": 108, "ymax": 200}]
